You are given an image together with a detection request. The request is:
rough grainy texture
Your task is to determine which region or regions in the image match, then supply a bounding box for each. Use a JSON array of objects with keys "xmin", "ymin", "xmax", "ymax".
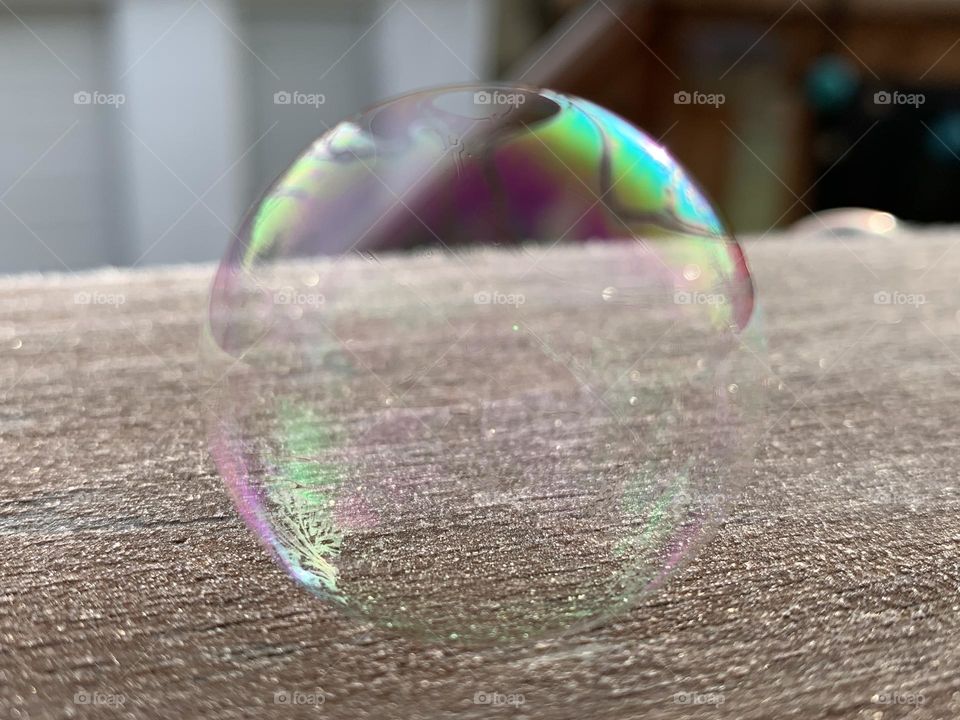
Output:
[{"xmin": 2, "ymin": 233, "xmax": 960, "ymax": 719}]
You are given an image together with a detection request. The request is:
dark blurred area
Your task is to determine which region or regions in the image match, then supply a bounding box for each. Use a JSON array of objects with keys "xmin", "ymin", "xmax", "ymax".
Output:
[
  {"xmin": 2, "ymin": 0, "xmax": 958, "ymax": 273},
  {"xmin": 510, "ymin": 0, "xmax": 960, "ymax": 233}
]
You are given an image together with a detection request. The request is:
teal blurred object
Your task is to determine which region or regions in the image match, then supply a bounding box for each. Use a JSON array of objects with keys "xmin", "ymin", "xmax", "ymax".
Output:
[
  {"xmin": 926, "ymin": 111, "xmax": 960, "ymax": 164},
  {"xmin": 806, "ymin": 55, "xmax": 859, "ymax": 113}
]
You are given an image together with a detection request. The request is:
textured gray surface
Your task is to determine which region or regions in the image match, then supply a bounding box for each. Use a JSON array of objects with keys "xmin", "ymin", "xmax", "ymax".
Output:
[{"xmin": 3, "ymin": 233, "xmax": 960, "ymax": 719}]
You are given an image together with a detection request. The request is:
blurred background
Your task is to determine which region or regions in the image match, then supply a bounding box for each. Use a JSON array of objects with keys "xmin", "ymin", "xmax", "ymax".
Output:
[{"xmin": 2, "ymin": 0, "xmax": 959, "ymax": 273}]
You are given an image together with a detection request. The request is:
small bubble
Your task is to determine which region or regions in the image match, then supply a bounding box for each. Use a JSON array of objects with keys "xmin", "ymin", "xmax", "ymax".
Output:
[{"xmin": 602, "ymin": 286, "xmax": 616, "ymax": 301}]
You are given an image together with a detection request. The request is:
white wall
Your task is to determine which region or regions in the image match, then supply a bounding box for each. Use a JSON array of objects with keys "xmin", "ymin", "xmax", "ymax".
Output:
[
  {"xmin": 110, "ymin": 0, "xmax": 246, "ymax": 267},
  {"xmin": 0, "ymin": 0, "xmax": 495, "ymax": 274},
  {"xmin": 373, "ymin": 0, "xmax": 494, "ymax": 98},
  {"xmin": 0, "ymin": 8, "xmax": 112, "ymax": 273}
]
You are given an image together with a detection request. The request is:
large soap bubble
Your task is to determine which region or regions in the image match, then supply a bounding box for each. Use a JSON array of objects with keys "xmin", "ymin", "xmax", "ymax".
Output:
[{"xmin": 203, "ymin": 85, "xmax": 762, "ymax": 644}]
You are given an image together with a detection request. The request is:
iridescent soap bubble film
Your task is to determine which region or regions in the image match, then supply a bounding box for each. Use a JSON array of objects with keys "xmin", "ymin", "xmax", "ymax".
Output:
[
  {"xmin": 789, "ymin": 207, "xmax": 901, "ymax": 239},
  {"xmin": 203, "ymin": 85, "xmax": 764, "ymax": 644}
]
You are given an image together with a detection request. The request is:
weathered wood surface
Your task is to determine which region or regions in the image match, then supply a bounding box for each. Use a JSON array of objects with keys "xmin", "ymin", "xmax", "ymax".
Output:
[{"xmin": 3, "ymin": 234, "xmax": 960, "ymax": 719}]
